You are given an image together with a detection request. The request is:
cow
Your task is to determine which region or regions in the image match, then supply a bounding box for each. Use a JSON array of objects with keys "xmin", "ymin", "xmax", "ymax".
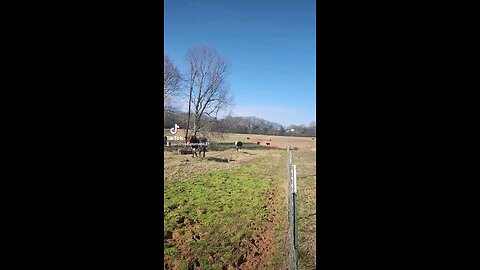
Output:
[
  {"xmin": 234, "ymin": 141, "xmax": 243, "ymax": 151},
  {"xmin": 198, "ymin": 137, "xmax": 208, "ymax": 157},
  {"xmin": 189, "ymin": 136, "xmax": 208, "ymax": 157}
]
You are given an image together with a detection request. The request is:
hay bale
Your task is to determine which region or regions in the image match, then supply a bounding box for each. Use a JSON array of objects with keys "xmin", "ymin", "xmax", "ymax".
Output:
[{"xmin": 177, "ymin": 149, "xmax": 193, "ymax": 155}]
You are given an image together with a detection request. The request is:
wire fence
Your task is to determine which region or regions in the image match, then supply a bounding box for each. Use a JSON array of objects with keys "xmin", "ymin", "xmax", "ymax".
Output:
[{"xmin": 287, "ymin": 146, "xmax": 298, "ymax": 270}]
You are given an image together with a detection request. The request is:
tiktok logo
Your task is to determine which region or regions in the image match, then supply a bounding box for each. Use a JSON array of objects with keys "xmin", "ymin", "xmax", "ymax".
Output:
[{"xmin": 170, "ymin": 123, "xmax": 180, "ymax": 135}]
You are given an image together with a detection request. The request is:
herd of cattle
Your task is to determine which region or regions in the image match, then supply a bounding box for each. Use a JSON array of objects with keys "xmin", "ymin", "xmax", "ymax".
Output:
[{"xmin": 164, "ymin": 135, "xmax": 244, "ymax": 157}]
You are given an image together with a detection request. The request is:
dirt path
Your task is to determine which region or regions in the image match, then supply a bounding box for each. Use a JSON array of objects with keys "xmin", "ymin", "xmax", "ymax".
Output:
[
  {"xmin": 227, "ymin": 152, "xmax": 286, "ymax": 270},
  {"xmin": 235, "ymin": 190, "xmax": 278, "ymax": 270}
]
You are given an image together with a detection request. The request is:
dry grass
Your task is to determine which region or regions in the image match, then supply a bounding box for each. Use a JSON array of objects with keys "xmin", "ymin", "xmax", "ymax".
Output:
[
  {"xmin": 164, "ymin": 148, "xmax": 271, "ymax": 183},
  {"xmin": 293, "ymin": 150, "xmax": 317, "ymax": 270},
  {"xmin": 164, "ymin": 129, "xmax": 316, "ymax": 151},
  {"xmin": 220, "ymin": 133, "xmax": 316, "ymax": 151}
]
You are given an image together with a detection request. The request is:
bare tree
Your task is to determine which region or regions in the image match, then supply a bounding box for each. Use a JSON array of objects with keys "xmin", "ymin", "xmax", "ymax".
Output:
[
  {"xmin": 164, "ymin": 54, "xmax": 182, "ymax": 122},
  {"xmin": 184, "ymin": 46, "xmax": 233, "ymax": 137}
]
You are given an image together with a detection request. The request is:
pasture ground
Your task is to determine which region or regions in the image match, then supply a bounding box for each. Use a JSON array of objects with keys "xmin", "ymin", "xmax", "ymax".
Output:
[{"xmin": 164, "ymin": 132, "xmax": 316, "ymax": 270}]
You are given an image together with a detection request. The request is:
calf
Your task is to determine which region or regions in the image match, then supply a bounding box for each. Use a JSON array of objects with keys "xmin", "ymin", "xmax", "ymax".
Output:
[{"xmin": 234, "ymin": 141, "xmax": 243, "ymax": 151}]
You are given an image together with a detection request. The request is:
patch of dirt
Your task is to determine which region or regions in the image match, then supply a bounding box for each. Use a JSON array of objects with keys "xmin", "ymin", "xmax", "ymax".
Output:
[
  {"xmin": 164, "ymin": 190, "xmax": 279, "ymax": 270},
  {"xmin": 232, "ymin": 190, "xmax": 278, "ymax": 270},
  {"xmin": 164, "ymin": 222, "xmax": 202, "ymax": 270}
]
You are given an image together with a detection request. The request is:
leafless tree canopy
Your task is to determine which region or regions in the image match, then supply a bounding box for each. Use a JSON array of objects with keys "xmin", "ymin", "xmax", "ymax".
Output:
[
  {"xmin": 164, "ymin": 54, "xmax": 181, "ymax": 107},
  {"xmin": 185, "ymin": 46, "xmax": 233, "ymax": 136}
]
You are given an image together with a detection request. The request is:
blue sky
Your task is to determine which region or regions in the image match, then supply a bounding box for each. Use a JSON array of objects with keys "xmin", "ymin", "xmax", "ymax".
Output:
[{"xmin": 164, "ymin": 0, "xmax": 316, "ymax": 126}]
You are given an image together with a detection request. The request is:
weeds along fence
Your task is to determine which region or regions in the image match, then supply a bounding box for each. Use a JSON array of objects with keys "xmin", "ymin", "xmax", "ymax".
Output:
[{"xmin": 286, "ymin": 146, "xmax": 298, "ymax": 270}]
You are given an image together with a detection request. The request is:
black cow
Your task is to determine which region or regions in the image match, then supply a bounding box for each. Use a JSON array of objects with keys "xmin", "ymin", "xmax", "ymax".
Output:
[
  {"xmin": 189, "ymin": 136, "xmax": 208, "ymax": 157},
  {"xmin": 198, "ymin": 137, "xmax": 207, "ymax": 157},
  {"xmin": 234, "ymin": 141, "xmax": 243, "ymax": 151}
]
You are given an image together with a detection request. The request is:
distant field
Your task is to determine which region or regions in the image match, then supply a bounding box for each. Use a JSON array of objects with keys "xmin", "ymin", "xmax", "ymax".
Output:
[
  {"xmin": 164, "ymin": 131, "xmax": 316, "ymax": 270},
  {"xmin": 164, "ymin": 129, "xmax": 316, "ymax": 151}
]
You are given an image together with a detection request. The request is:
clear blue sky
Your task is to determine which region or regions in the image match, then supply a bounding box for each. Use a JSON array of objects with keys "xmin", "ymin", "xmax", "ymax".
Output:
[{"xmin": 164, "ymin": 0, "xmax": 316, "ymax": 127}]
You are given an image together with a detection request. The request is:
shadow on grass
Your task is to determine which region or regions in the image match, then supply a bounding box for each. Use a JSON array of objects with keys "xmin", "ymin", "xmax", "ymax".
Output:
[
  {"xmin": 210, "ymin": 142, "xmax": 263, "ymax": 151},
  {"xmin": 206, "ymin": 157, "xmax": 230, "ymax": 163},
  {"xmin": 164, "ymin": 142, "xmax": 282, "ymax": 153}
]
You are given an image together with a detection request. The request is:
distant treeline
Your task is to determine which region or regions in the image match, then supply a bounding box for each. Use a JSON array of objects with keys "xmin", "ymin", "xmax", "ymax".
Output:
[{"xmin": 164, "ymin": 110, "xmax": 316, "ymax": 137}]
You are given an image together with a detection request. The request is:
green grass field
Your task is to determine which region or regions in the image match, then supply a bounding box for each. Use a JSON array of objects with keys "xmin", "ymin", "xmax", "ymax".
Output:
[{"xmin": 164, "ymin": 132, "xmax": 316, "ymax": 270}]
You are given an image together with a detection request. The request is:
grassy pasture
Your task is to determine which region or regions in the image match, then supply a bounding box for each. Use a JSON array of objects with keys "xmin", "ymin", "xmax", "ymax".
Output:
[{"xmin": 164, "ymin": 132, "xmax": 316, "ymax": 270}]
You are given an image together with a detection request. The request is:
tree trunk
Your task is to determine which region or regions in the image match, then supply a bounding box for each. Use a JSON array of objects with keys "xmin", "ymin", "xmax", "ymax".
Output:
[
  {"xmin": 185, "ymin": 86, "xmax": 193, "ymax": 142},
  {"xmin": 193, "ymin": 120, "xmax": 198, "ymax": 137}
]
